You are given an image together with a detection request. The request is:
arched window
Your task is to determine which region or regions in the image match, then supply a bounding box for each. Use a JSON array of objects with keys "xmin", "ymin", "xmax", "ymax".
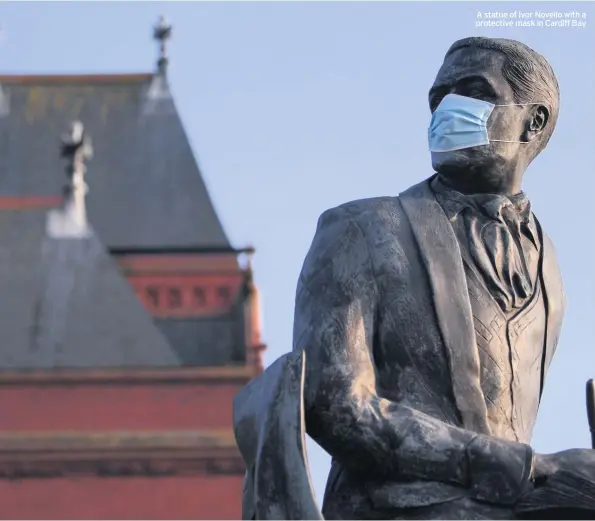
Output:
[
  {"xmin": 217, "ymin": 286, "xmax": 231, "ymax": 304},
  {"xmin": 193, "ymin": 287, "xmax": 206, "ymax": 307},
  {"xmin": 167, "ymin": 287, "xmax": 182, "ymax": 309},
  {"xmin": 146, "ymin": 286, "xmax": 160, "ymax": 308}
]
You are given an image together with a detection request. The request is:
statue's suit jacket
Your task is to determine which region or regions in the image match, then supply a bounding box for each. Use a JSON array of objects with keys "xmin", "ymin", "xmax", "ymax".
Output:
[
  {"xmin": 233, "ymin": 178, "xmax": 566, "ymax": 520},
  {"xmin": 234, "ymin": 350, "xmax": 322, "ymax": 520}
]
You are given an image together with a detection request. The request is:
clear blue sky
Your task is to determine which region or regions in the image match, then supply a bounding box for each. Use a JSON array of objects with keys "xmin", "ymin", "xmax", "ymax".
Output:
[{"xmin": 2, "ymin": 0, "xmax": 594, "ymax": 504}]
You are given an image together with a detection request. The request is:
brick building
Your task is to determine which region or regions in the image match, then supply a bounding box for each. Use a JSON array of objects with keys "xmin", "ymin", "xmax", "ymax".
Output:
[{"xmin": 0, "ymin": 17, "xmax": 264, "ymax": 519}]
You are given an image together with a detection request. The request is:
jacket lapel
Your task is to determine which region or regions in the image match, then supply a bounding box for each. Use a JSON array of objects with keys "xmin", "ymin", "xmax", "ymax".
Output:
[
  {"xmin": 399, "ymin": 179, "xmax": 491, "ymax": 435},
  {"xmin": 535, "ymin": 220, "xmax": 566, "ymax": 393}
]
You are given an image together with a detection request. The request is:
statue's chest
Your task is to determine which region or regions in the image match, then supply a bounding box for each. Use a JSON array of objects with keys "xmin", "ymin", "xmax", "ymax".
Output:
[{"xmin": 465, "ymin": 264, "xmax": 546, "ymax": 444}]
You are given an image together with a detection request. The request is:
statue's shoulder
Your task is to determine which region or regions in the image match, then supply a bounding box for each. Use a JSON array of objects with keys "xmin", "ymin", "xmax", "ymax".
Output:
[
  {"xmin": 338, "ymin": 196, "xmax": 400, "ymax": 217},
  {"xmin": 318, "ymin": 196, "xmax": 402, "ymax": 229},
  {"xmin": 315, "ymin": 179, "xmax": 435, "ymax": 242},
  {"xmin": 320, "ymin": 179, "xmax": 434, "ymax": 223}
]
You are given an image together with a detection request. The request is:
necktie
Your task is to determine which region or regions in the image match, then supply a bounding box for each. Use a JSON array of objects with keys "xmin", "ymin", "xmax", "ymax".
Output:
[{"xmin": 467, "ymin": 203, "xmax": 533, "ymax": 312}]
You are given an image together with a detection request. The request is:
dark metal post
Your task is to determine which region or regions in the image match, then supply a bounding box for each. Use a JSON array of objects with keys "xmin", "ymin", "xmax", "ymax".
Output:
[{"xmin": 586, "ymin": 379, "xmax": 595, "ymax": 448}]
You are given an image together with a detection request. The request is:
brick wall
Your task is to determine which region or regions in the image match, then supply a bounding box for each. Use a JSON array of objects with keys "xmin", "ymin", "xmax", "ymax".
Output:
[
  {"xmin": 0, "ymin": 474, "xmax": 243, "ymax": 520},
  {"xmin": 0, "ymin": 381, "xmax": 240, "ymax": 431},
  {"xmin": 0, "ymin": 368, "xmax": 252, "ymax": 520}
]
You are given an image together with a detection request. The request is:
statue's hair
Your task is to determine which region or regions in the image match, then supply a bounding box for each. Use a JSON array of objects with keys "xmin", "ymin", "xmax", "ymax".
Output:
[{"xmin": 446, "ymin": 37, "xmax": 560, "ymax": 156}]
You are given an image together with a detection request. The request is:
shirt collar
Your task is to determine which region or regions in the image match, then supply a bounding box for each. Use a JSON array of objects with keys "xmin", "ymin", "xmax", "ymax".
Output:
[{"xmin": 430, "ymin": 175, "xmax": 533, "ymax": 224}]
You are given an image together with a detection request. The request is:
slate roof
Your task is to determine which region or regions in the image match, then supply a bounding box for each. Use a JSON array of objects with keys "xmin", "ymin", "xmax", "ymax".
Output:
[
  {"xmin": 0, "ymin": 207, "xmax": 182, "ymax": 369},
  {"xmin": 0, "ymin": 60, "xmax": 250, "ymax": 369},
  {"xmin": 0, "ymin": 73, "xmax": 231, "ymax": 250}
]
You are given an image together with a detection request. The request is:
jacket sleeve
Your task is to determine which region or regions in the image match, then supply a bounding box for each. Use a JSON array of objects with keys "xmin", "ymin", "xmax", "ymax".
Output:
[
  {"xmin": 293, "ymin": 205, "xmax": 534, "ymax": 506},
  {"xmin": 233, "ymin": 353, "xmax": 322, "ymax": 520}
]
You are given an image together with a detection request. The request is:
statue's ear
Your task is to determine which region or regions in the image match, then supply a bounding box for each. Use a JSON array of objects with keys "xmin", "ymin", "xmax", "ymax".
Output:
[{"xmin": 524, "ymin": 104, "xmax": 549, "ymax": 142}]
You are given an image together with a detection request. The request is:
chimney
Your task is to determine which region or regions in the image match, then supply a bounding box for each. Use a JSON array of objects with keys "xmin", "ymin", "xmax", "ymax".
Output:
[{"xmin": 46, "ymin": 121, "xmax": 93, "ymax": 238}]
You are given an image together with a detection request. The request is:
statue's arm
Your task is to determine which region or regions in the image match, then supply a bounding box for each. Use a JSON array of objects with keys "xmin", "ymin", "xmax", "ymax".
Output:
[{"xmin": 293, "ymin": 206, "xmax": 533, "ymax": 505}]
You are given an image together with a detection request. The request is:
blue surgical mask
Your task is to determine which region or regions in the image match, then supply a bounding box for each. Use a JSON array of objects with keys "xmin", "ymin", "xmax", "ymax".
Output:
[{"xmin": 428, "ymin": 93, "xmax": 543, "ymax": 152}]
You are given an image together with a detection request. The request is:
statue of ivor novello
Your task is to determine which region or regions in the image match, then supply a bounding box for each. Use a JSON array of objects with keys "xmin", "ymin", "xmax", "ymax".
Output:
[{"xmin": 233, "ymin": 36, "xmax": 595, "ymax": 520}]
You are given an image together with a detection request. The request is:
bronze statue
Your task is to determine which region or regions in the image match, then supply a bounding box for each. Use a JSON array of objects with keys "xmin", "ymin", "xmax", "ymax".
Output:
[{"xmin": 234, "ymin": 36, "xmax": 595, "ymax": 520}]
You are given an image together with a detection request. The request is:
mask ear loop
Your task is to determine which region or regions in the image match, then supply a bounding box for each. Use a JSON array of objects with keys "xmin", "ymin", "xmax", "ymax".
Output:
[
  {"xmin": 489, "ymin": 102, "xmax": 547, "ymax": 144},
  {"xmin": 490, "ymin": 131, "xmax": 543, "ymax": 144}
]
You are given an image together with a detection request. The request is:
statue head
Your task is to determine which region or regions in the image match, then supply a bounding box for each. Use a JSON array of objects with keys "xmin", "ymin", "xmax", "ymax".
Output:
[{"xmin": 429, "ymin": 37, "xmax": 560, "ymax": 194}]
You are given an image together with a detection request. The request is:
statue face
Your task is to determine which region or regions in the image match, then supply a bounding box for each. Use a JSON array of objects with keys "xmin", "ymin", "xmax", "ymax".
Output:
[{"xmin": 428, "ymin": 47, "xmax": 544, "ymax": 185}]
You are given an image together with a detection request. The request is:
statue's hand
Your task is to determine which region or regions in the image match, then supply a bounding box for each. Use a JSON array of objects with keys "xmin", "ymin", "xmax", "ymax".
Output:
[
  {"xmin": 532, "ymin": 449, "xmax": 595, "ymax": 486},
  {"xmin": 515, "ymin": 449, "xmax": 595, "ymax": 517},
  {"xmin": 531, "ymin": 453, "xmax": 558, "ymax": 486}
]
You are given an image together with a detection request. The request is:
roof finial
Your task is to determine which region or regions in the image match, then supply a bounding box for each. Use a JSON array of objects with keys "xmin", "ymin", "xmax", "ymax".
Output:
[
  {"xmin": 60, "ymin": 121, "xmax": 93, "ymax": 231},
  {"xmin": 153, "ymin": 15, "xmax": 172, "ymax": 76}
]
